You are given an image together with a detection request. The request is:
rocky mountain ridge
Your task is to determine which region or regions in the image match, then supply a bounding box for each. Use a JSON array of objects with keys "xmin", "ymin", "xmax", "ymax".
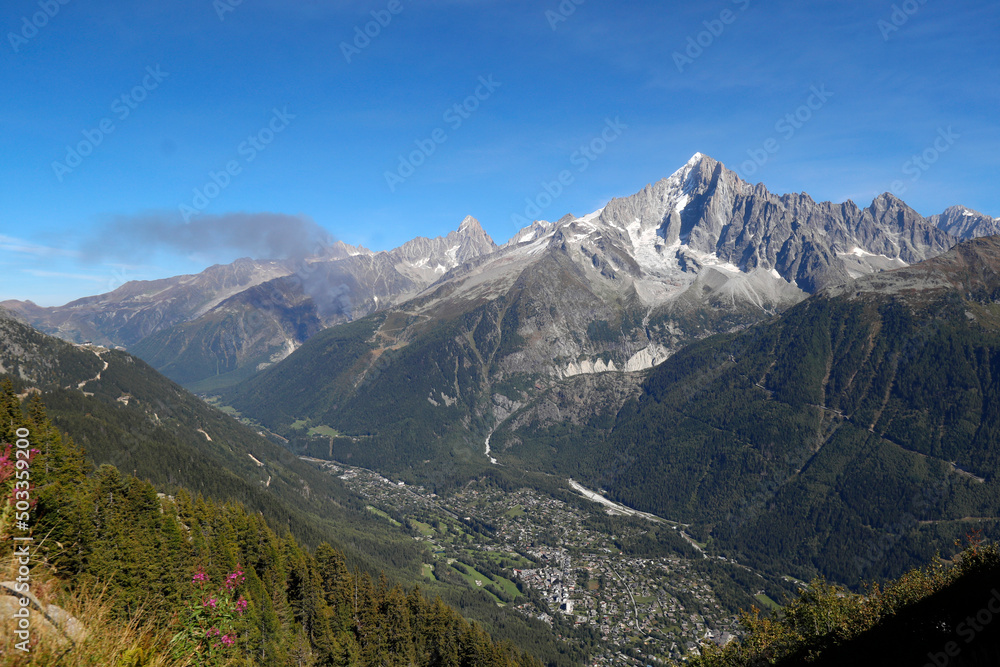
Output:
[
  {"xmin": 929, "ymin": 204, "xmax": 1000, "ymax": 241},
  {"xmin": 5, "ymin": 153, "xmax": 995, "ymax": 391},
  {"xmin": 379, "ymin": 153, "xmax": 963, "ymax": 383},
  {"xmin": 3, "ymin": 218, "xmax": 498, "ymax": 390}
]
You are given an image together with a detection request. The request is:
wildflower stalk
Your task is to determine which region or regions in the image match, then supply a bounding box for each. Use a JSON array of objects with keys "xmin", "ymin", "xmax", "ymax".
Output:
[{"xmin": 169, "ymin": 565, "xmax": 249, "ymax": 666}]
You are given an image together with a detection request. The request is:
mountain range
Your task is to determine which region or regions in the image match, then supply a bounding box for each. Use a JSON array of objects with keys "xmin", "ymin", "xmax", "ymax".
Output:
[
  {"xmin": 211, "ymin": 155, "xmax": 984, "ymax": 467},
  {"xmin": 5, "ymin": 154, "xmax": 996, "ymax": 396},
  {"xmin": 215, "ymin": 155, "xmax": 1000, "ymax": 585},
  {"xmin": 3, "ymin": 217, "xmax": 497, "ymax": 391}
]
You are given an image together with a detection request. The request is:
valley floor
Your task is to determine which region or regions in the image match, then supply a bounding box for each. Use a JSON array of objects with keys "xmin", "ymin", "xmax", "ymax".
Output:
[{"xmin": 303, "ymin": 458, "xmax": 760, "ymax": 665}]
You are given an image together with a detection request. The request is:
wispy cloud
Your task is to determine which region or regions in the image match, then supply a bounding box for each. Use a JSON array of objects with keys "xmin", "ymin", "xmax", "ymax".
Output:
[
  {"xmin": 0, "ymin": 235, "xmax": 78, "ymax": 257},
  {"xmin": 22, "ymin": 269, "xmax": 108, "ymax": 282}
]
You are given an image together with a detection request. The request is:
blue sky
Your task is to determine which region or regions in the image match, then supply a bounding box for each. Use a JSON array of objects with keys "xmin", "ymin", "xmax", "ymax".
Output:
[{"xmin": 2, "ymin": 0, "xmax": 998, "ymax": 305}]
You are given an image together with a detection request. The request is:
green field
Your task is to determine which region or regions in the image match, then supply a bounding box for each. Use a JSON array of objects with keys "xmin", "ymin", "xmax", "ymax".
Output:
[
  {"xmin": 410, "ymin": 519, "xmax": 435, "ymax": 536},
  {"xmin": 308, "ymin": 425, "xmax": 340, "ymax": 437},
  {"xmin": 491, "ymin": 574, "xmax": 520, "ymax": 599},
  {"xmin": 755, "ymin": 593, "xmax": 781, "ymax": 611},
  {"xmin": 452, "ymin": 564, "xmax": 500, "ymax": 600},
  {"xmin": 481, "ymin": 551, "xmax": 534, "ymax": 569},
  {"xmin": 449, "ymin": 562, "xmax": 520, "ymax": 603},
  {"xmin": 366, "ymin": 505, "xmax": 401, "ymax": 526},
  {"xmin": 203, "ymin": 397, "xmax": 240, "ymax": 416}
]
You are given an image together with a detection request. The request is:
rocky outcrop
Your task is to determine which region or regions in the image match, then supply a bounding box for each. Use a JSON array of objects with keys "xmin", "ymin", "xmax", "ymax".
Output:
[{"xmin": 0, "ymin": 582, "xmax": 88, "ymax": 648}]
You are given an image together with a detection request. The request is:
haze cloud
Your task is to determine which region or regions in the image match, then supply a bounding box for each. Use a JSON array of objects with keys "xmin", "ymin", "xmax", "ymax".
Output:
[{"xmin": 82, "ymin": 212, "xmax": 334, "ymax": 262}]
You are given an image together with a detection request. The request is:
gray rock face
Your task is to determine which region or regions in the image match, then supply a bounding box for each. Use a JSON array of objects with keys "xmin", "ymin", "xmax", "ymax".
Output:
[
  {"xmin": 589, "ymin": 154, "xmax": 955, "ymax": 294},
  {"xmin": 0, "ymin": 581, "xmax": 88, "ymax": 647},
  {"xmin": 929, "ymin": 205, "xmax": 1000, "ymax": 240},
  {"xmin": 391, "ymin": 216, "xmax": 498, "ymax": 283}
]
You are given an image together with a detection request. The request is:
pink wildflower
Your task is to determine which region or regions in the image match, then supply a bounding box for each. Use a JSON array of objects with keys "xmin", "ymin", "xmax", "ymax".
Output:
[
  {"xmin": 192, "ymin": 569, "xmax": 208, "ymax": 584},
  {"xmin": 235, "ymin": 596, "xmax": 248, "ymax": 614},
  {"xmin": 221, "ymin": 634, "xmax": 234, "ymax": 646},
  {"xmin": 205, "ymin": 597, "xmax": 218, "ymax": 609},
  {"xmin": 224, "ymin": 566, "xmax": 246, "ymax": 591},
  {"xmin": 0, "ymin": 445, "xmax": 13, "ymax": 484}
]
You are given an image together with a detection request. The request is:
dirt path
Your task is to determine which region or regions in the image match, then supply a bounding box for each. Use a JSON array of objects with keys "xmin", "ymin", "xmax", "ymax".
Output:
[{"xmin": 76, "ymin": 348, "xmax": 108, "ymax": 393}]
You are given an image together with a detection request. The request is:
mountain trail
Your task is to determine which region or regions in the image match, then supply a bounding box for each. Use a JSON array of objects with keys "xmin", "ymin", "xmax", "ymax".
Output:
[{"xmin": 75, "ymin": 347, "xmax": 108, "ymax": 394}]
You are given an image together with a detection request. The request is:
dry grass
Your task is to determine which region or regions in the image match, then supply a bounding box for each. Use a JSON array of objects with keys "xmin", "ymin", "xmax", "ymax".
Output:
[{"xmin": 0, "ymin": 560, "xmax": 183, "ymax": 667}]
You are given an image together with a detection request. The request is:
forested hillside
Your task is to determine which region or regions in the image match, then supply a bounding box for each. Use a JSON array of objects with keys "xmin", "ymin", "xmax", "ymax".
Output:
[
  {"xmin": 0, "ymin": 307, "xmax": 417, "ymax": 568},
  {"xmin": 222, "ymin": 292, "xmax": 538, "ymax": 485},
  {"xmin": 0, "ymin": 384, "xmax": 542, "ymax": 665},
  {"xmin": 683, "ymin": 539, "xmax": 1000, "ymax": 666}
]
